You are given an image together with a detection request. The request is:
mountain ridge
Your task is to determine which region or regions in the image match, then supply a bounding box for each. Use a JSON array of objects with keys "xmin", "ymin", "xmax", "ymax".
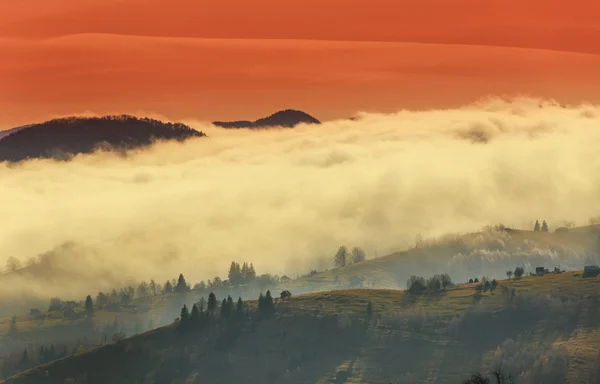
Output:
[
  {"xmin": 0, "ymin": 115, "xmax": 204, "ymax": 163},
  {"xmin": 212, "ymin": 109, "xmax": 321, "ymax": 129}
]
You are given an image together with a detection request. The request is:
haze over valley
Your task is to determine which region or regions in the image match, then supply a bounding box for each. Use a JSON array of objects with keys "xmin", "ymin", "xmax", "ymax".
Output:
[
  {"xmin": 3, "ymin": 1, "xmax": 600, "ymax": 382},
  {"xmin": 2, "ymin": 98, "xmax": 600, "ymax": 305}
]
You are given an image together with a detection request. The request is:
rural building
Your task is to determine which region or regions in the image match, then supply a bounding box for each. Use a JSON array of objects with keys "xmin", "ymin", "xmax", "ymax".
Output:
[
  {"xmin": 29, "ymin": 308, "xmax": 41, "ymax": 318},
  {"xmin": 63, "ymin": 308, "xmax": 78, "ymax": 319},
  {"xmin": 583, "ymin": 265, "xmax": 600, "ymax": 278},
  {"xmin": 348, "ymin": 275, "xmax": 363, "ymax": 288}
]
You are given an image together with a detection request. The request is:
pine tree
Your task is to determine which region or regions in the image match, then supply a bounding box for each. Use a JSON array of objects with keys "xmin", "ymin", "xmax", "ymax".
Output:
[
  {"xmin": 248, "ymin": 263, "xmax": 256, "ymax": 281},
  {"xmin": 534, "ymin": 220, "xmax": 540, "ymax": 231},
  {"xmin": 39, "ymin": 345, "xmax": 46, "ymax": 364},
  {"xmin": 258, "ymin": 292, "xmax": 265, "ymax": 313},
  {"xmin": 366, "ymin": 301, "xmax": 373, "ymax": 317},
  {"xmin": 179, "ymin": 304, "xmax": 190, "ymax": 330},
  {"xmin": 236, "ymin": 297, "xmax": 244, "ymax": 317},
  {"xmin": 164, "ymin": 280, "xmax": 173, "ymax": 293},
  {"xmin": 220, "ymin": 299, "xmax": 229, "ymax": 319},
  {"xmin": 20, "ymin": 349, "xmax": 29, "ymax": 369},
  {"xmin": 541, "ymin": 220, "xmax": 549, "ymax": 232},
  {"xmin": 175, "ymin": 274, "xmax": 190, "ymax": 293},
  {"xmin": 8, "ymin": 314, "xmax": 17, "ymax": 340},
  {"xmin": 241, "ymin": 262, "xmax": 249, "ymax": 284},
  {"xmin": 490, "ymin": 279, "xmax": 498, "ymax": 293},
  {"xmin": 207, "ymin": 292, "xmax": 218, "ymax": 315},
  {"xmin": 228, "ymin": 262, "xmax": 243, "ymax": 286},
  {"xmin": 190, "ymin": 303, "xmax": 200, "ymax": 323},
  {"xmin": 84, "ymin": 295, "xmax": 94, "ymax": 318},
  {"xmin": 198, "ymin": 297, "xmax": 206, "ymax": 312},
  {"xmin": 264, "ymin": 290, "xmax": 274, "ymax": 315},
  {"xmin": 180, "ymin": 305, "xmax": 190, "ymax": 322},
  {"xmin": 149, "ymin": 280, "xmax": 157, "ymax": 296},
  {"xmin": 227, "ymin": 295, "xmax": 235, "ymax": 314}
]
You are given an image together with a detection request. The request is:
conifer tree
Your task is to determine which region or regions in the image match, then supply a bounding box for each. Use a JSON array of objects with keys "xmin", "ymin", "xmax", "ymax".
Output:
[
  {"xmin": 191, "ymin": 303, "xmax": 200, "ymax": 323},
  {"xmin": 220, "ymin": 299, "xmax": 228, "ymax": 319},
  {"xmin": 207, "ymin": 292, "xmax": 218, "ymax": 315},
  {"xmin": 366, "ymin": 301, "xmax": 373, "ymax": 317},
  {"xmin": 265, "ymin": 290, "xmax": 274, "ymax": 315},
  {"xmin": 39, "ymin": 345, "xmax": 46, "ymax": 364},
  {"xmin": 180, "ymin": 304, "xmax": 190, "ymax": 324},
  {"xmin": 227, "ymin": 295, "xmax": 235, "ymax": 314},
  {"xmin": 534, "ymin": 220, "xmax": 540, "ymax": 231},
  {"xmin": 490, "ymin": 279, "xmax": 498, "ymax": 293},
  {"xmin": 241, "ymin": 262, "xmax": 249, "ymax": 284},
  {"xmin": 228, "ymin": 262, "xmax": 243, "ymax": 286},
  {"xmin": 175, "ymin": 274, "xmax": 190, "ymax": 293},
  {"xmin": 258, "ymin": 292, "xmax": 265, "ymax": 313},
  {"xmin": 20, "ymin": 349, "xmax": 29, "ymax": 370},
  {"xmin": 84, "ymin": 295, "xmax": 94, "ymax": 318},
  {"xmin": 8, "ymin": 314, "xmax": 17, "ymax": 340},
  {"xmin": 236, "ymin": 297, "xmax": 244, "ymax": 317},
  {"xmin": 248, "ymin": 263, "xmax": 257, "ymax": 281},
  {"xmin": 164, "ymin": 280, "xmax": 173, "ymax": 293}
]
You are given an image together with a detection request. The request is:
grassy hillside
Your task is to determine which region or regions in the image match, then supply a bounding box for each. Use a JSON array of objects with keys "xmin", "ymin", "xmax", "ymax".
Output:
[
  {"xmin": 3, "ymin": 271, "xmax": 600, "ymax": 384},
  {"xmin": 288, "ymin": 226, "xmax": 600, "ymax": 292}
]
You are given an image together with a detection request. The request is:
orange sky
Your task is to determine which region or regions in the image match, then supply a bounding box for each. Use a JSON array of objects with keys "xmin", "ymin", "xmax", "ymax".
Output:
[{"xmin": 1, "ymin": 0, "xmax": 600, "ymax": 128}]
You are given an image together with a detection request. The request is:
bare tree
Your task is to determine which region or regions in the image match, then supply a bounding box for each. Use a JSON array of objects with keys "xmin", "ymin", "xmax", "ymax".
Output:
[
  {"xmin": 350, "ymin": 247, "xmax": 367, "ymax": 264},
  {"xmin": 5, "ymin": 257, "xmax": 21, "ymax": 272},
  {"xmin": 334, "ymin": 246, "xmax": 348, "ymax": 268}
]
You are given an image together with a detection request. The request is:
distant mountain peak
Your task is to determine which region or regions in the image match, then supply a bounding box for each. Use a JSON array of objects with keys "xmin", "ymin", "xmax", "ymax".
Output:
[
  {"xmin": 0, "ymin": 115, "xmax": 204, "ymax": 163},
  {"xmin": 212, "ymin": 109, "xmax": 320, "ymax": 129}
]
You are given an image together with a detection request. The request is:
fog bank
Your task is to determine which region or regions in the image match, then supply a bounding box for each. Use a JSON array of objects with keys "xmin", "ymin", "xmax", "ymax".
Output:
[{"xmin": 2, "ymin": 97, "xmax": 600, "ymax": 300}]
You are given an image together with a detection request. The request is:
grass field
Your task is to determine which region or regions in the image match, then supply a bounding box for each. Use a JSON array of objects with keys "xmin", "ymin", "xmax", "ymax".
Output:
[{"xmin": 3, "ymin": 270, "xmax": 600, "ymax": 384}]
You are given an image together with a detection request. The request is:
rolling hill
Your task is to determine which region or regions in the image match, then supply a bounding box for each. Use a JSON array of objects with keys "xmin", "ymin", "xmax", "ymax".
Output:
[
  {"xmin": 287, "ymin": 225, "xmax": 600, "ymax": 294},
  {"xmin": 3, "ymin": 272, "xmax": 600, "ymax": 384},
  {"xmin": 0, "ymin": 115, "xmax": 205, "ymax": 163},
  {"xmin": 212, "ymin": 109, "xmax": 321, "ymax": 129}
]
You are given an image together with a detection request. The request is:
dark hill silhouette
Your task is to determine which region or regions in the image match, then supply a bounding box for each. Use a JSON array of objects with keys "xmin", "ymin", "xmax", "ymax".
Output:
[
  {"xmin": 212, "ymin": 109, "xmax": 320, "ymax": 129},
  {"xmin": 0, "ymin": 124, "xmax": 32, "ymax": 141},
  {"xmin": 0, "ymin": 115, "xmax": 205, "ymax": 163}
]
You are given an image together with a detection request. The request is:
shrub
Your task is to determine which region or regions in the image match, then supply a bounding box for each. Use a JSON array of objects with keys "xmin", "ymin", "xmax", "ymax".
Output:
[
  {"xmin": 514, "ymin": 267, "xmax": 525, "ymax": 279},
  {"xmin": 484, "ymin": 339, "xmax": 568, "ymax": 384},
  {"xmin": 426, "ymin": 275, "xmax": 442, "ymax": 292},
  {"xmin": 406, "ymin": 276, "xmax": 426, "ymax": 295},
  {"xmin": 439, "ymin": 273, "xmax": 453, "ymax": 289}
]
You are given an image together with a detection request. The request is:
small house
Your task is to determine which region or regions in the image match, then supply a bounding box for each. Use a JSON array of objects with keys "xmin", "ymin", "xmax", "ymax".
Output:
[
  {"xmin": 348, "ymin": 275, "xmax": 363, "ymax": 288},
  {"xmin": 583, "ymin": 265, "xmax": 600, "ymax": 278},
  {"xmin": 535, "ymin": 267, "xmax": 545, "ymax": 276},
  {"xmin": 63, "ymin": 308, "xmax": 78, "ymax": 319},
  {"xmin": 30, "ymin": 308, "xmax": 41, "ymax": 318}
]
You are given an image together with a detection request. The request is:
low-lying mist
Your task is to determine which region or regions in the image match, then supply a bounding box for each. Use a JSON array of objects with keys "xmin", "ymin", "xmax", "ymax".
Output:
[{"xmin": 2, "ymin": 97, "xmax": 600, "ymax": 303}]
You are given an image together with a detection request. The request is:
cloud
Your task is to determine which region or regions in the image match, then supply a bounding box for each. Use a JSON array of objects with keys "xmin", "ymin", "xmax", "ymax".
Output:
[{"xmin": 1, "ymin": 97, "xmax": 600, "ymax": 301}]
